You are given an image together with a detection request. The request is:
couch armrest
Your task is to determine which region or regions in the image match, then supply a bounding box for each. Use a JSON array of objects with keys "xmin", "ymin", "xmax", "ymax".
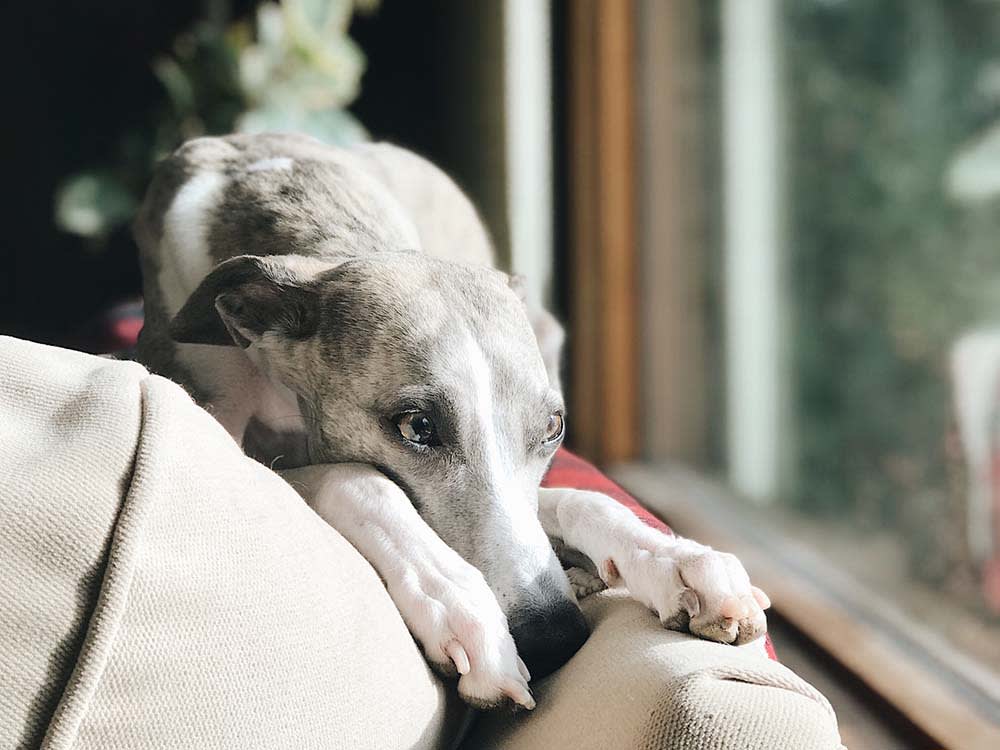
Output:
[{"xmin": 463, "ymin": 590, "xmax": 843, "ymax": 750}]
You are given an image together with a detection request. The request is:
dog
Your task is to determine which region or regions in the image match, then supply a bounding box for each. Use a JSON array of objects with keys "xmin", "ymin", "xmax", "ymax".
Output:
[{"xmin": 133, "ymin": 132, "xmax": 769, "ymax": 710}]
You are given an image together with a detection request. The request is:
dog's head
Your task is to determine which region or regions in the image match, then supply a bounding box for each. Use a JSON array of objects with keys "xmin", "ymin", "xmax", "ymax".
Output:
[{"xmin": 170, "ymin": 251, "xmax": 588, "ymax": 677}]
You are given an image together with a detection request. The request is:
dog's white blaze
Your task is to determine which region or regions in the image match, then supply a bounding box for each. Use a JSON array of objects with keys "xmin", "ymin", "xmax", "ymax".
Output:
[
  {"xmin": 160, "ymin": 170, "xmax": 229, "ymax": 315},
  {"xmin": 246, "ymin": 156, "xmax": 294, "ymax": 173},
  {"xmin": 464, "ymin": 337, "xmax": 550, "ymax": 566}
]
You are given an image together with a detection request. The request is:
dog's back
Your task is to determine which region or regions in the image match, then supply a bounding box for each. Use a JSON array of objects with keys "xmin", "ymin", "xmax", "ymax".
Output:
[{"xmin": 134, "ymin": 133, "xmax": 495, "ymax": 389}]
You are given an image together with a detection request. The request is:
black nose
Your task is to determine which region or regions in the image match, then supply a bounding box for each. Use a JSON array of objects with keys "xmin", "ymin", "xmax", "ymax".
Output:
[{"xmin": 509, "ymin": 598, "xmax": 590, "ymax": 680}]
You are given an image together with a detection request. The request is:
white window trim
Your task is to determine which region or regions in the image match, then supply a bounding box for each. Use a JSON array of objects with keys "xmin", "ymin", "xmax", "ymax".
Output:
[
  {"xmin": 503, "ymin": 0, "xmax": 554, "ymax": 308},
  {"xmin": 722, "ymin": 0, "xmax": 786, "ymax": 504}
]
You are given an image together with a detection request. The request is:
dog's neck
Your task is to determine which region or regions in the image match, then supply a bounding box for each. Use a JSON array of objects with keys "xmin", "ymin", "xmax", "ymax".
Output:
[{"xmin": 238, "ymin": 346, "xmax": 310, "ymax": 469}]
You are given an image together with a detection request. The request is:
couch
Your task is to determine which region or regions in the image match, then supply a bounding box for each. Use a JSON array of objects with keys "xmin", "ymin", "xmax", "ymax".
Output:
[{"xmin": 0, "ymin": 335, "xmax": 844, "ymax": 749}]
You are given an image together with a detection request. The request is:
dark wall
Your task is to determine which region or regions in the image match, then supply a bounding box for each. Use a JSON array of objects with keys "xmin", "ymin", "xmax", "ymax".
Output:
[
  {"xmin": 352, "ymin": 3, "xmax": 481, "ymax": 184},
  {"xmin": 351, "ymin": 1, "xmax": 510, "ymax": 266},
  {"xmin": 1, "ymin": 1, "xmax": 214, "ymax": 342},
  {"xmin": 2, "ymin": 0, "xmax": 508, "ymax": 345}
]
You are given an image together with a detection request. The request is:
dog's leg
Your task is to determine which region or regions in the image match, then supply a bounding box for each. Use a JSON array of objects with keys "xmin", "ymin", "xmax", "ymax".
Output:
[
  {"xmin": 538, "ymin": 487, "xmax": 770, "ymax": 645},
  {"xmin": 281, "ymin": 463, "xmax": 535, "ymax": 710}
]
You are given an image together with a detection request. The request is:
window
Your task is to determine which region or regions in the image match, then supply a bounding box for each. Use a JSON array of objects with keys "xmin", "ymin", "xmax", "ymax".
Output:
[
  {"xmin": 567, "ymin": 0, "xmax": 1000, "ymax": 742},
  {"xmin": 722, "ymin": 0, "xmax": 1000, "ymax": 677}
]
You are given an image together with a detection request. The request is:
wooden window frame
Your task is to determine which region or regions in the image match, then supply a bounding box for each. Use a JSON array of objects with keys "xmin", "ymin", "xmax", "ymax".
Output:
[{"xmin": 565, "ymin": 0, "xmax": 639, "ymax": 465}]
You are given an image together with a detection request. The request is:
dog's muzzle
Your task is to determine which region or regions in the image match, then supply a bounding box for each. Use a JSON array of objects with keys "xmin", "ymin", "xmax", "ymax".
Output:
[{"xmin": 507, "ymin": 589, "xmax": 590, "ymax": 679}]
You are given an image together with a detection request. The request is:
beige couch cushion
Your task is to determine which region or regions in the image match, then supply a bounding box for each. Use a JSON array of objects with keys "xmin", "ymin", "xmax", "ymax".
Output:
[
  {"xmin": 0, "ymin": 337, "xmax": 459, "ymax": 750},
  {"xmin": 464, "ymin": 590, "xmax": 844, "ymax": 750}
]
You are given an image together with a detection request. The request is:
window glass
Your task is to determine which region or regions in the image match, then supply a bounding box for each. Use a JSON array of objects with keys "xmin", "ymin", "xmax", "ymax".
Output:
[{"xmin": 720, "ymin": 0, "xmax": 1000, "ymax": 675}]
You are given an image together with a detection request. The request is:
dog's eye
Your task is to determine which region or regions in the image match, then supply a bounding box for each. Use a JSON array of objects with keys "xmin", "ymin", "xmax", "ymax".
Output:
[
  {"xmin": 395, "ymin": 411, "xmax": 440, "ymax": 447},
  {"xmin": 544, "ymin": 412, "xmax": 565, "ymax": 444}
]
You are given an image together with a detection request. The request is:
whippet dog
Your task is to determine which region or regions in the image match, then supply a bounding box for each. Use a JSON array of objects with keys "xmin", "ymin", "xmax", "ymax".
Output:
[{"xmin": 134, "ymin": 133, "xmax": 769, "ymax": 710}]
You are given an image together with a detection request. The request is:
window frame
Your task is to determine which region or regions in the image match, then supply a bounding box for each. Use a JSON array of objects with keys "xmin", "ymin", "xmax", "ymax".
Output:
[{"xmin": 561, "ymin": 1, "xmax": 1000, "ymax": 744}]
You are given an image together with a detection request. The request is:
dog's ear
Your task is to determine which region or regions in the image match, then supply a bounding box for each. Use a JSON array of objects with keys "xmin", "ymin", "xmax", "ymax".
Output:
[
  {"xmin": 169, "ymin": 255, "xmax": 321, "ymax": 348},
  {"xmin": 508, "ymin": 273, "xmax": 529, "ymax": 304},
  {"xmin": 506, "ymin": 272, "xmax": 566, "ymax": 392}
]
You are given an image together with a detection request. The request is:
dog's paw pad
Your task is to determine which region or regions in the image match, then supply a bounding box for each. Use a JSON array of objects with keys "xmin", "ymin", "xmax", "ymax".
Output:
[
  {"xmin": 566, "ymin": 566, "xmax": 606, "ymax": 600},
  {"xmin": 625, "ymin": 544, "xmax": 770, "ymax": 646}
]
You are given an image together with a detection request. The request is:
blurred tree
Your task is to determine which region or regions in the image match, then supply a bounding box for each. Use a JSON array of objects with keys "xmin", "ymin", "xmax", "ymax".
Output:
[{"xmin": 784, "ymin": 0, "xmax": 1000, "ymax": 591}]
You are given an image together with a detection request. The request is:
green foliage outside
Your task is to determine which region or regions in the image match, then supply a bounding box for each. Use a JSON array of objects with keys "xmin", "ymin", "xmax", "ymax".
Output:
[
  {"xmin": 54, "ymin": 0, "xmax": 375, "ymax": 245},
  {"xmin": 784, "ymin": 0, "xmax": 1000, "ymax": 585}
]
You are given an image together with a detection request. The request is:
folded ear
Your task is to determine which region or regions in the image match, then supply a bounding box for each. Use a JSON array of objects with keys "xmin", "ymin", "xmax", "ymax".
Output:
[
  {"xmin": 169, "ymin": 255, "xmax": 322, "ymax": 348},
  {"xmin": 507, "ymin": 272, "xmax": 566, "ymax": 393},
  {"xmin": 507, "ymin": 272, "xmax": 529, "ymax": 304},
  {"xmin": 529, "ymin": 304, "xmax": 566, "ymax": 393}
]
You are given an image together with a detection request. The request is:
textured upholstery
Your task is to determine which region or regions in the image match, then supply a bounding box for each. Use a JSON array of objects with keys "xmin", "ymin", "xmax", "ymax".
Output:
[
  {"xmin": 0, "ymin": 341, "xmax": 145, "ymax": 749},
  {"xmin": 463, "ymin": 591, "xmax": 843, "ymax": 750}
]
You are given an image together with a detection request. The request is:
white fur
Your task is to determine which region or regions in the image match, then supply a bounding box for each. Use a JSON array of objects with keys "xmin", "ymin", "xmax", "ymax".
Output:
[
  {"xmin": 246, "ymin": 156, "xmax": 294, "ymax": 173},
  {"xmin": 463, "ymin": 336, "xmax": 559, "ymax": 592},
  {"xmin": 282, "ymin": 462, "xmax": 535, "ymax": 709},
  {"xmin": 537, "ymin": 487, "xmax": 768, "ymax": 645},
  {"xmin": 160, "ymin": 171, "xmax": 229, "ymax": 315},
  {"xmin": 157, "ymin": 168, "xmax": 272, "ymax": 444}
]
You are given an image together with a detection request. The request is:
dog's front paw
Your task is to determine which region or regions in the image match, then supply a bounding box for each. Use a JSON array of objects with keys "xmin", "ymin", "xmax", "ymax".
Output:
[
  {"xmin": 610, "ymin": 540, "xmax": 770, "ymax": 645},
  {"xmin": 394, "ymin": 560, "xmax": 534, "ymax": 710},
  {"xmin": 566, "ymin": 566, "xmax": 607, "ymax": 600}
]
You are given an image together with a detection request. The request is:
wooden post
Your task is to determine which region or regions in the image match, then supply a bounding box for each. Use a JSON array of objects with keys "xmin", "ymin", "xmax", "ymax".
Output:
[
  {"xmin": 566, "ymin": 0, "xmax": 639, "ymax": 464},
  {"xmin": 634, "ymin": 0, "xmax": 709, "ymax": 466}
]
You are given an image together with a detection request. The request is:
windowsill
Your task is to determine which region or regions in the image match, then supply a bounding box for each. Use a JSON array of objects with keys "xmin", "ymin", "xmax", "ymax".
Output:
[{"xmin": 610, "ymin": 462, "xmax": 1000, "ymax": 750}]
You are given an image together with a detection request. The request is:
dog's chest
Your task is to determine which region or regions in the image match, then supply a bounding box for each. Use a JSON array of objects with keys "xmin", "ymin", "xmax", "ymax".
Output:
[{"xmin": 243, "ymin": 416, "xmax": 310, "ymax": 470}]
